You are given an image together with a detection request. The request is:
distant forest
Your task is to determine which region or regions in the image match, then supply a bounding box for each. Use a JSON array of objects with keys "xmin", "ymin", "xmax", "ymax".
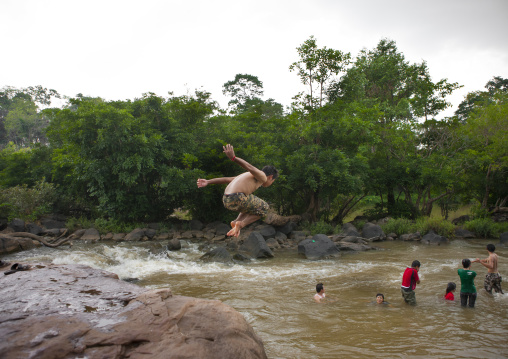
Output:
[{"xmin": 1, "ymin": 37, "xmax": 507, "ymax": 225}]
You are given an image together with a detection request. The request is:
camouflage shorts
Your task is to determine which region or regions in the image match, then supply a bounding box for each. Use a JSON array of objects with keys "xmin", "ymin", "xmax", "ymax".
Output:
[
  {"xmin": 222, "ymin": 192, "xmax": 269, "ymax": 217},
  {"xmin": 484, "ymin": 272, "xmax": 503, "ymax": 294},
  {"xmin": 401, "ymin": 288, "xmax": 417, "ymax": 305}
]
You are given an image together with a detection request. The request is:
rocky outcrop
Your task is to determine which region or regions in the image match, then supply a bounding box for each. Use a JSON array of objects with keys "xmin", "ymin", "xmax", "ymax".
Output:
[
  {"xmin": 240, "ymin": 232, "xmax": 274, "ymax": 258},
  {"xmin": 0, "ymin": 263, "xmax": 267, "ymax": 359},
  {"xmin": 421, "ymin": 230, "xmax": 449, "ymax": 245},
  {"xmin": 361, "ymin": 222, "xmax": 386, "ymax": 241},
  {"xmin": 200, "ymin": 246, "xmax": 233, "ymax": 264},
  {"xmin": 298, "ymin": 234, "xmax": 340, "ymax": 260}
]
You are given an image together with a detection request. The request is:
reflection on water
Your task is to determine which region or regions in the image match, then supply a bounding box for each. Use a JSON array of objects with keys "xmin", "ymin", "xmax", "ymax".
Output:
[{"xmin": 5, "ymin": 239, "xmax": 508, "ymax": 358}]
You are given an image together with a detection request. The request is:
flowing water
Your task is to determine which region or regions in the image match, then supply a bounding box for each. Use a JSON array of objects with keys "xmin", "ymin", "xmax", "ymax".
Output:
[{"xmin": 4, "ymin": 238, "xmax": 508, "ymax": 358}]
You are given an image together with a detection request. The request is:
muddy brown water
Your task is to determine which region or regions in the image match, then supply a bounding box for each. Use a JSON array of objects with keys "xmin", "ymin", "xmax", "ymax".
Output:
[{"xmin": 4, "ymin": 238, "xmax": 508, "ymax": 358}]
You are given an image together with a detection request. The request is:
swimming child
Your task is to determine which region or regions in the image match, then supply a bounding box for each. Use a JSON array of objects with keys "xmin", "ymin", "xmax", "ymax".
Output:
[
  {"xmin": 444, "ymin": 282, "xmax": 456, "ymax": 301},
  {"xmin": 375, "ymin": 293, "xmax": 390, "ymax": 305}
]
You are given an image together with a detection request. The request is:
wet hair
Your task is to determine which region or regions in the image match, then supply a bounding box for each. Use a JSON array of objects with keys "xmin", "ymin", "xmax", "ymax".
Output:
[
  {"xmin": 462, "ymin": 258, "xmax": 471, "ymax": 268},
  {"xmin": 262, "ymin": 165, "xmax": 279, "ymax": 180},
  {"xmin": 376, "ymin": 293, "xmax": 384, "ymax": 300},
  {"xmin": 316, "ymin": 283, "xmax": 324, "ymax": 293},
  {"xmin": 411, "ymin": 260, "xmax": 421, "ymax": 268},
  {"xmin": 446, "ymin": 282, "xmax": 456, "ymax": 294},
  {"xmin": 487, "ymin": 244, "xmax": 496, "ymax": 253}
]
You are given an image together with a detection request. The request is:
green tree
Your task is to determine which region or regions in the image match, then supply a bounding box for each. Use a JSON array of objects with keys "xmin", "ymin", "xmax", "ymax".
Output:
[
  {"xmin": 328, "ymin": 39, "xmax": 461, "ymax": 216},
  {"xmin": 290, "ymin": 36, "xmax": 350, "ymax": 109},
  {"xmin": 223, "ymin": 74, "xmax": 264, "ymax": 112}
]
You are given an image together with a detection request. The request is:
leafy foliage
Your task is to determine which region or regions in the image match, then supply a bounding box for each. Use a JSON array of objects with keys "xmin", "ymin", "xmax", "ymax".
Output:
[{"xmin": 0, "ymin": 180, "xmax": 56, "ymax": 221}]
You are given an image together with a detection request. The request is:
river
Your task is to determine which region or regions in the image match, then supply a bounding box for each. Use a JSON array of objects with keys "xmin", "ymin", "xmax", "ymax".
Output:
[{"xmin": 4, "ymin": 238, "xmax": 508, "ymax": 358}]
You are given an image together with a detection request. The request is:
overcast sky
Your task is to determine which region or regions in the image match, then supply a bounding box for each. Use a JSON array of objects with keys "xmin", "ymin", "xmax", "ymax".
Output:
[{"xmin": 2, "ymin": 0, "xmax": 507, "ymax": 117}]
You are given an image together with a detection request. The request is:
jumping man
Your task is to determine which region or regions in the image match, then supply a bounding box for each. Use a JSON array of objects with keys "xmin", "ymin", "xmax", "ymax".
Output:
[{"xmin": 197, "ymin": 144, "xmax": 284, "ymax": 237}]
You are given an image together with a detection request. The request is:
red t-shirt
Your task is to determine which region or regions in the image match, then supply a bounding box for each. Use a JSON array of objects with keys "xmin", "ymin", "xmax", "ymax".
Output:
[
  {"xmin": 401, "ymin": 267, "xmax": 419, "ymax": 290},
  {"xmin": 444, "ymin": 292, "xmax": 454, "ymax": 300}
]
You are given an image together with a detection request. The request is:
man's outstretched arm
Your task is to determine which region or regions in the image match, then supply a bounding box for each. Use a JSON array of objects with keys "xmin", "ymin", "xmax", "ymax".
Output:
[
  {"xmin": 197, "ymin": 177, "xmax": 235, "ymax": 188},
  {"xmin": 223, "ymin": 144, "xmax": 267, "ymax": 183}
]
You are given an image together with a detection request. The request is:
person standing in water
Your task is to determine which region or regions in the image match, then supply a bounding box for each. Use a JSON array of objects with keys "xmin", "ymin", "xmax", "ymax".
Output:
[
  {"xmin": 473, "ymin": 244, "xmax": 503, "ymax": 294},
  {"xmin": 401, "ymin": 260, "xmax": 421, "ymax": 305},
  {"xmin": 197, "ymin": 144, "xmax": 298, "ymax": 237},
  {"xmin": 458, "ymin": 258, "xmax": 477, "ymax": 307}
]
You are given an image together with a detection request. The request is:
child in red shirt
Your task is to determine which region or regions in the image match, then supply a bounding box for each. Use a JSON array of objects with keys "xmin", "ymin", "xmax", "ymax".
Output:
[{"xmin": 444, "ymin": 282, "xmax": 456, "ymax": 300}]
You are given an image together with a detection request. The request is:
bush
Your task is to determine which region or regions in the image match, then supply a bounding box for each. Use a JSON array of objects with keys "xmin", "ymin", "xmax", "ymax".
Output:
[
  {"xmin": 0, "ymin": 180, "xmax": 56, "ymax": 221},
  {"xmin": 309, "ymin": 220, "xmax": 335, "ymax": 235},
  {"xmin": 414, "ymin": 217, "xmax": 455, "ymax": 237},
  {"xmin": 464, "ymin": 218, "xmax": 498, "ymax": 239},
  {"xmin": 381, "ymin": 218, "xmax": 414, "ymax": 236}
]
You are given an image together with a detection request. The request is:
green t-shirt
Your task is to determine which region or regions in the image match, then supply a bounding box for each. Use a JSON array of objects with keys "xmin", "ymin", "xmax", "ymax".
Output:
[{"xmin": 458, "ymin": 268, "xmax": 477, "ymax": 293}]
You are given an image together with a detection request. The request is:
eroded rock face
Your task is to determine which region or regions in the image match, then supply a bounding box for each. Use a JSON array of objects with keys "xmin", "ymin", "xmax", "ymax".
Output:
[{"xmin": 0, "ymin": 264, "xmax": 267, "ymax": 359}]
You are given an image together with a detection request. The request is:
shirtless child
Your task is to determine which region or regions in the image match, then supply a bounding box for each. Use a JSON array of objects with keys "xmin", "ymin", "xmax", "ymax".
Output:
[
  {"xmin": 197, "ymin": 144, "xmax": 282, "ymax": 237},
  {"xmin": 473, "ymin": 244, "xmax": 503, "ymax": 294}
]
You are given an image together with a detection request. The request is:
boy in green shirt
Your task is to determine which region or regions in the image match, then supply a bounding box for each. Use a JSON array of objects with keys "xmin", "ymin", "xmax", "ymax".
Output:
[{"xmin": 458, "ymin": 258, "xmax": 477, "ymax": 307}]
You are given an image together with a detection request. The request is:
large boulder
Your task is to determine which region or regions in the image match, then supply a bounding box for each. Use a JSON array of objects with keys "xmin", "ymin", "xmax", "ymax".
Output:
[
  {"xmin": 26, "ymin": 223, "xmax": 44, "ymax": 235},
  {"xmin": 341, "ymin": 223, "xmax": 361, "ymax": 237},
  {"xmin": 500, "ymin": 232, "xmax": 508, "ymax": 245},
  {"xmin": 200, "ymin": 247, "xmax": 233, "ymax": 264},
  {"xmin": 166, "ymin": 238, "xmax": 182, "ymax": 251},
  {"xmin": 361, "ymin": 223, "xmax": 385, "ymax": 241},
  {"xmin": 454, "ymin": 228, "xmax": 475, "ymax": 238},
  {"xmin": 124, "ymin": 228, "xmax": 147, "ymax": 241},
  {"xmin": 8, "ymin": 218, "xmax": 25, "ymax": 232},
  {"xmin": 298, "ymin": 234, "xmax": 340, "ymax": 260},
  {"xmin": 240, "ymin": 232, "xmax": 274, "ymax": 258},
  {"xmin": 257, "ymin": 225, "xmax": 276, "ymax": 239},
  {"xmin": 0, "ymin": 236, "xmax": 36, "ymax": 254},
  {"xmin": 0, "ymin": 264, "xmax": 267, "ymax": 359},
  {"xmin": 274, "ymin": 221, "xmax": 298, "ymax": 235},
  {"xmin": 421, "ymin": 230, "xmax": 449, "ymax": 245},
  {"xmin": 40, "ymin": 217, "xmax": 66, "ymax": 229},
  {"xmin": 81, "ymin": 228, "xmax": 101, "ymax": 242}
]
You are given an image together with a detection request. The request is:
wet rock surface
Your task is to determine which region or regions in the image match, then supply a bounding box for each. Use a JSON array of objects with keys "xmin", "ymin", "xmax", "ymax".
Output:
[{"xmin": 0, "ymin": 263, "xmax": 267, "ymax": 359}]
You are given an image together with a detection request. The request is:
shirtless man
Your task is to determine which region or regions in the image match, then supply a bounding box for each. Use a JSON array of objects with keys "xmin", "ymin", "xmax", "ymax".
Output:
[
  {"xmin": 197, "ymin": 144, "xmax": 279, "ymax": 237},
  {"xmin": 473, "ymin": 244, "xmax": 503, "ymax": 294}
]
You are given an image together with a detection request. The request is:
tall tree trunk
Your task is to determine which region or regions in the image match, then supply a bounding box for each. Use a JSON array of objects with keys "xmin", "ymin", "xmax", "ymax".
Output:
[{"xmin": 482, "ymin": 164, "xmax": 492, "ymax": 208}]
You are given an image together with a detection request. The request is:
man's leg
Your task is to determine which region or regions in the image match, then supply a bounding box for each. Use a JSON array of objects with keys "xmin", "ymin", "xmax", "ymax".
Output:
[
  {"xmin": 460, "ymin": 292, "xmax": 468, "ymax": 307},
  {"xmin": 469, "ymin": 293, "xmax": 477, "ymax": 308},
  {"xmin": 484, "ymin": 274, "xmax": 493, "ymax": 294},
  {"xmin": 493, "ymin": 274, "xmax": 503, "ymax": 294}
]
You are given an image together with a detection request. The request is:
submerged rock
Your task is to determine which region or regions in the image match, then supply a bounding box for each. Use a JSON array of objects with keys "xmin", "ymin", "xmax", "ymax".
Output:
[{"xmin": 0, "ymin": 263, "xmax": 267, "ymax": 359}]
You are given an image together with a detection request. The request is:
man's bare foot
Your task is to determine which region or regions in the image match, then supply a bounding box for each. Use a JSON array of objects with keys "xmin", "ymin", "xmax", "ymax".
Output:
[
  {"xmin": 230, "ymin": 221, "xmax": 236, "ymax": 229},
  {"xmin": 227, "ymin": 222, "xmax": 243, "ymax": 237}
]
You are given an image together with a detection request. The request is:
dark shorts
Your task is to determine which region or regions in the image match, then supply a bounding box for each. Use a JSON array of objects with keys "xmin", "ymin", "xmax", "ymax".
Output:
[
  {"xmin": 484, "ymin": 273, "xmax": 503, "ymax": 294},
  {"xmin": 222, "ymin": 192, "xmax": 269, "ymax": 217}
]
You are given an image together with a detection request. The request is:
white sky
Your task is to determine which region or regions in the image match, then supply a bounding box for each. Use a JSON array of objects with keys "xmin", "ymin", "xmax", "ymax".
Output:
[{"xmin": 2, "ymin": 0, "xmax": 507, "ymax": 118}]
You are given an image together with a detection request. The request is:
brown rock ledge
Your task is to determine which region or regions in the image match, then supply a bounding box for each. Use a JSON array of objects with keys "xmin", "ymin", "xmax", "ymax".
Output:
[{"xmin": 0, "ymin": 263, "xmax": 267, "ymax": 359}]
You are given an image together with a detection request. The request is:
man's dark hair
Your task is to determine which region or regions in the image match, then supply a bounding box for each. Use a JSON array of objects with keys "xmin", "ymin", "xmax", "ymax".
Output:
[
  {"xmin": 411, "ymin": 260, "xmax": 421, "ymax": 268},
  {"xmin": 262, "ymin": 165, "xmax": 279, "ymax": 180},
  {"xmin": 462, "ymin": 258, "xmax": 471, "ymax": 268},
  {"xmin": 376, "ymin": 293, "xmax": 384, "ymax": 300},
  {"xmin": 316, "ymin": 283, "xmax": 324, "ymax": 293},
  {"xmin": 487, "ymin": 244, "xmax": 496, "ymax": 252}
]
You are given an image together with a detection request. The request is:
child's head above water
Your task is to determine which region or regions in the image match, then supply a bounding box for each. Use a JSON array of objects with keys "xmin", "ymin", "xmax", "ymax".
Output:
[{"xmin": 446, "ymin": 282, "xmax": 456, "ymax": 294}]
